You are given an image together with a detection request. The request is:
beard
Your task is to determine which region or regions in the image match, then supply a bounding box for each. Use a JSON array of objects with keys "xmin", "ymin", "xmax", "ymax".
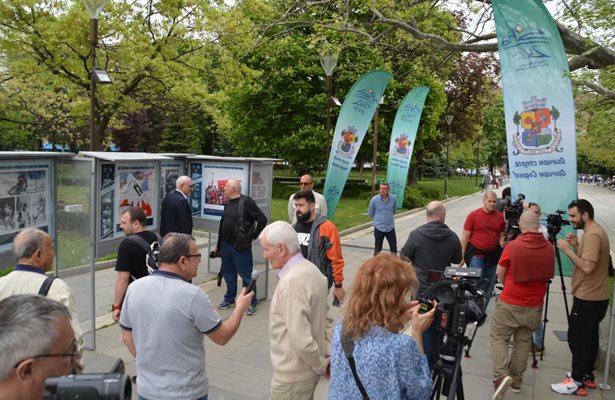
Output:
[
  {"xmin": 573, "ymin": 219, "xmax": 585, "ymax": 230},
  {"xmin": 296, "ymin": 209, "xmax": 312, "ymax": 223}
]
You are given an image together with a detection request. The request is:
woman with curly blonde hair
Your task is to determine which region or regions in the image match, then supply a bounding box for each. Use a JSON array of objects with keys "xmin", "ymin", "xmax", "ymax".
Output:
[{"xmin": 328, "ymin": 253, "xmax": 436, "ymax": 400}]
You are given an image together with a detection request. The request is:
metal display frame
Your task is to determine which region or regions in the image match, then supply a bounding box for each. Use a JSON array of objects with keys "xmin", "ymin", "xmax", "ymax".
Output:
[{"xmin": 188, "ymin": 155, "xmax": 277, "ymax": 300}]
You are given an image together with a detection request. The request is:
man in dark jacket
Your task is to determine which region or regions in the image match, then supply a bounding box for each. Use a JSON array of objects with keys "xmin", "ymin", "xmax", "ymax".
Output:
[
  {"xmin": 160, "ymin": 175, "xmax": 193, "ymax": 237},
  {"xmin": 400, "ymin": 200, "xmax": 462, "ymax": 369},
  {"xmin": 216, "ymin": 179, "xmax": 267, "ymax": 315}
]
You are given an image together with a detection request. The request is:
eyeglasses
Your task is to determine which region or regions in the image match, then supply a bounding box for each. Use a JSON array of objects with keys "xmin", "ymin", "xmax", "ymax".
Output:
[
  {"xmin": 14, "ymin": 339, "xmax": 78, "ymax": 368},
  {"xmin": 185, "ymin": 253, "xmax": 202, "ymax": 260},
  {"xmin": 299, "ymin": 182, "xmax": 312, "ymax": 186}
]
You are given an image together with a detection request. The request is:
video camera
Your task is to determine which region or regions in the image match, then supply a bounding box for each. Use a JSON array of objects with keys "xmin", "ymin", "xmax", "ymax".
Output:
[
  {"xmin": 504, "ymin": 193, "xmax": 525, "ymax": 224},
  {"xmin": 547, "ymin": 210, "xmax": 570, "ymax": 240},
  {"xmin": 43, "ymin": 359, "xmax": 131, "ymax": 400},
  {"xmin": 419, "ymin": 267, "xmax": 488, "ymax": 361}
]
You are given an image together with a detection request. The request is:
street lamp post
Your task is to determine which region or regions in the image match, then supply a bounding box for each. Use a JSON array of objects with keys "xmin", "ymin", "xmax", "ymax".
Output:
[
  {"xmin": 371, "ymin": 96, "xmax": 385, "ymax": 196},
  {"xmin": 444, "ymin": 115, "xmax": 454, "ymax": 198},
  {"xmin": 83, "ymin": 0, "xmax": 110, "ymax": 151},
  {"xmin": 475, "ymin": 136, "xmax": 482, "ymax": 187},
  {"xmin": 320, "ymin": 53, "xmax": 338, "ymax": 165}
]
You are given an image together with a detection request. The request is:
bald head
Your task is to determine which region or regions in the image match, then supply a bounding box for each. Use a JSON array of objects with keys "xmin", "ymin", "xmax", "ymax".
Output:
[
  {"xmin": 175, "ymin": 175, "xmax": 193, "ymax": 197},
  {"xmin": 299, "ymin": 175, "xmax": 315, "ymax": 192},
  {"xmin": 425, "ymin": 201, "xmax": 446, "ymax": 223},
  {"xmin": 519, "ymin": 210, "xmax": 540, "ymax": 233},
  {"xmin": 12, "ymin": 228, "xmax": 54, "ymax": 271},
  {"xmin": 223, "ymin": 179, "xmax": 242, "ymax": 200}
]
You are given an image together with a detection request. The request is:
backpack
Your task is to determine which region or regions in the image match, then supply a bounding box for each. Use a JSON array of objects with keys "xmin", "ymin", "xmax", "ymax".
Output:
[{"xmin": 128, "ymin": 232, "xmax": 162, "ymax": 274}]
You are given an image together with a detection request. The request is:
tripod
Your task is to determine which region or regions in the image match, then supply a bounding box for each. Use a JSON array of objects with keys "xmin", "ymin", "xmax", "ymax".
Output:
[
  {"xmin": 431, "ymin": 335, "xmax": 467, "ymax": 400},
  {"xmin": 531, "ymin": 232, "xmax": 570, "ymax": 367}
]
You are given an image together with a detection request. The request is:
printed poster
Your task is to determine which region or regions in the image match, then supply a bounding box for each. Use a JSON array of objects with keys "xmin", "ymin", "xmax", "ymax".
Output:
[
  {"xmin": 0, "ymin": 161, "xmax": 52, "ymax": 253},
  {"xmin": 190, "ymin": 162, "xmax": 248, "ymax": 220},
  {"xmin": 115, "ymin": 164, "xmax": 158, "ymax": 235},
  {"xmin": 161, "ymin": 162, "xmax": 183, "ymax": 199}
]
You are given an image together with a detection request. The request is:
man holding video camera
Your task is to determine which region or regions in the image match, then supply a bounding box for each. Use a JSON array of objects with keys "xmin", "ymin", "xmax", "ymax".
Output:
[
  {"xmin": 0, "ymin": 294, "xmax": 76, "ymax": 400},
  {"xmin": 490, "ymin": 210, "xmax": 554, "ymax": 399},
  {"xmin": 551, "ymin": 199, "xmax": 610, "ymax": 396}
]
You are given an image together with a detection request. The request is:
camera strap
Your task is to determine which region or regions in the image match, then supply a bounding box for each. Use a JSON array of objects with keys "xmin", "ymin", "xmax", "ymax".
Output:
[
  {"xmin": 341, "ymin": 331, "xmax": 370, "ymax": 400},
  {"xmin": 38, "ymin": 276, "xmax": 56, "ymax": 296}
]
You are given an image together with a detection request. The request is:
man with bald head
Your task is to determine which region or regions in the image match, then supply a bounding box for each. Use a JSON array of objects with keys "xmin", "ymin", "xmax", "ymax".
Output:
[
  {"xmin": 400, "ymin": 201, "xmax": 461, "ymax": 369},
  {"xmin": 216, "ymin": 179, "xmax": 267, "ymax": 315},
  {"xmin": 288, "ymin": 174, "xmax": 327, "ymax": 223},
  {"xmin": 0, "ymin": 228, "xmax": 84, "ymax": 372},
  {"xmin": 160, "ymin": 175, "xmax": 193, "ymax": 237},
  {"xmin": 490, "ymin": 210, "xmax": 554, "ymax": 399},
  {"xmin": 460, "ymin": 191, "xmax": 506, "ymax": 290}
]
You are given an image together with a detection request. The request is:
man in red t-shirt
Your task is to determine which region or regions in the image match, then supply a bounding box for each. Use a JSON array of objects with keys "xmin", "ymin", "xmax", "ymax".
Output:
[
  {"xmin": 460, "ymin": 191, "xmax": 506, "ymax": 289},
  {"xmin": 490, "ymin": 211, "xmax": 554, "ymax": 399}
]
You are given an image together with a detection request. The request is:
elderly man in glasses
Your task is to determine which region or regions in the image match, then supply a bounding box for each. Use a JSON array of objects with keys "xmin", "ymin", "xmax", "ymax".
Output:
[
  {"xmin": 0, "ymin": 228, "xmax": 84, "ymax": 372},
  {"xmin": 120, "ymin": 233, "xmax": 253, "ymax": 400},
  {"xmin": 287, "ymin": 174, "xmax": 328, "ymax": 223},
  {"xmin": 0, "ymin": 294, "xmax": 77, "ymax": 400},
  {"xmin": 160, "ymin": 175, "xmax": 194, "ymax": 237}
]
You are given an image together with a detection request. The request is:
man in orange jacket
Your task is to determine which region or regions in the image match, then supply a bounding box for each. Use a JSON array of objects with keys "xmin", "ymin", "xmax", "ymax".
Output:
[{"xmin": 292, "ymin": 190, "xmax": 345, "ymax": 303}]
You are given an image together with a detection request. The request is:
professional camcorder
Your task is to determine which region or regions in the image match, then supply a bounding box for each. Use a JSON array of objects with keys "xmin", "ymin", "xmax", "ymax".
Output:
[
  {"xmin": 547, "ymin": 210, "xmax": 570, "ymax": 239},
  {"xmin": 43, "ymin": 359, "xmax": 131, "ymax": 400},
  {"xmin": 504, "ymin": 193, "xmax": 526, "ymax": 224},
  {"xmin": 419, "ymin": 267, "xmax": 488, "ymax": 361}
]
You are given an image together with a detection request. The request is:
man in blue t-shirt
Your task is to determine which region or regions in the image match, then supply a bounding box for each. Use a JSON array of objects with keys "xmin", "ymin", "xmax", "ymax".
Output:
[{"xmin": 368, "ymin": 182, "xmax": 397, "ymax": 256}]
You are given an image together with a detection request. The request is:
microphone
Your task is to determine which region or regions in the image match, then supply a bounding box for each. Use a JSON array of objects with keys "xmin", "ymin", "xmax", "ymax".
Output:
[{"xmin": 246, "ymin": 270, "xmax": 260, "ymax": 294}]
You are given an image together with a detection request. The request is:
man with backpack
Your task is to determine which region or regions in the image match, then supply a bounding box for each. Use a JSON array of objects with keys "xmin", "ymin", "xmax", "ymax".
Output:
[
  {"xmin": 112, "ymin": 206, "xmax": 161, "ymax": 322},
  {"xmin": 0, "ymin": 228, "xmax": 84, "ymax": 372}
]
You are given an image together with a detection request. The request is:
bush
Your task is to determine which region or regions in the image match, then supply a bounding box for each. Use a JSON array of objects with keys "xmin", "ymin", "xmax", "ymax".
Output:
[
  {"xmin": 418, "ymin": 185, "xmax": 440, "ymax": 200},
  {"xmin": 403, "ymin": 187, "xmax": 428, "ymax": 209},
  {"xmin": 57, "ymin": 210, "xmax": 90, "ymax": 236}
]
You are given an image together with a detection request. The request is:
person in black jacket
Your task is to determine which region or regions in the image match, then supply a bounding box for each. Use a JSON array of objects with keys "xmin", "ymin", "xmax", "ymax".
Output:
[
  {"xmin": 400, "ymin": 201, "xmax": 462, "ymax": 370},
  {"xmin": 216, "ymin": 179, "xmax": 267, "ymax": 315},
  {"xmin": 160, "ymin": 175, "xmax": 193, "ymax": 237}
]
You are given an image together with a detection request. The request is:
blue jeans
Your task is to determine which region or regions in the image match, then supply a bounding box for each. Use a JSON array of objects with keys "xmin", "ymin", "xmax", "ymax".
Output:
[
  {"xmin": 221, "ymin": 240, "xmax": 257, "ymax": 307},
  {"xmin": 469, "ymin": 255, "xmax": 496, "ymax": 295},
  {"xmin": 374, "ymin": 228, "xmax": 397, "ymax": 255}
]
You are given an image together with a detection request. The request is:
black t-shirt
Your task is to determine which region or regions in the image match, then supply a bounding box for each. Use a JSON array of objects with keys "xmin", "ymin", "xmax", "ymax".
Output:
[
  {"xmin": 115, "ymin": 230, "xmax": 159, "ymax": 282},
  {"xmin": 294, "ymin": 220, "xmax": 313, "ymax": 259}
]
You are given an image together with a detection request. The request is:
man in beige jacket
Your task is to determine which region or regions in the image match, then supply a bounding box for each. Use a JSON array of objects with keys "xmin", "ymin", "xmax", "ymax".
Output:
[{"xmin": 260, "ymin": 221, "xmax": 330, "ymax": 400}]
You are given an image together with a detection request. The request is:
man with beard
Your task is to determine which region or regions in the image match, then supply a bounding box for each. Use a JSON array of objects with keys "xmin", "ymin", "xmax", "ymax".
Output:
[
  {"xmin": 292, "ymin": 190, "xmax": 345, "ymax": 304},
  {"xmin": 551, "ymin": 199, "xmax": 610, "ymax": 396}
]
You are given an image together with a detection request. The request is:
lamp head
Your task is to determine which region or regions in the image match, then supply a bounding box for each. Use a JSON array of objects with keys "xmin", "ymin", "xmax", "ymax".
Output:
[{"xmin": 83, "ymin": 0, "xmax": 109, "ymax": 19}]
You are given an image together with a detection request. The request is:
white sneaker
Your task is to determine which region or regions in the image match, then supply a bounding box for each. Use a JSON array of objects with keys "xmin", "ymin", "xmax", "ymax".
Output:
[
  {"xmin": 493, "ymin": 375, "xmax": 513, "ymax": 400},
  {"xmin": 550, "ymin": 378, "xmax": 585, "ymax": 395}
]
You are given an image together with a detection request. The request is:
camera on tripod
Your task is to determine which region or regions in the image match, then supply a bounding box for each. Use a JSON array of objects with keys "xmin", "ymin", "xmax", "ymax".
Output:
[
  {"xmin": 504, "ymin": 193, "xmax": 526, "ymax": 224},
  {"xmin": 547, "ymin": 210, "xmax": 570, "ymax": 239},
  {"xmin": 420, "ymin": 268, "xmax": 487, "ymax": 346},
  {"xmin": 42, "ymin": 358, "xmax": 131, "ymax": 400}
]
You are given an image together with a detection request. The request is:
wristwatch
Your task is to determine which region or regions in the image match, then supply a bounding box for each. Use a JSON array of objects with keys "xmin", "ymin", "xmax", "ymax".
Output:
[{"xmin": 334, "ymin": 283, "xmax": 342, "ymax": 289}]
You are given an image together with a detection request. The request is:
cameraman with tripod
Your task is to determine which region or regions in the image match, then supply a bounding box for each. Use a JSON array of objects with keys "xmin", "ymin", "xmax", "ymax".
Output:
[
  {"xmin": 551, "ymin": 199, "xmax": 610, "ymax": 396},
  {"xmin": 490, "ymin": 210, "xmax": 554, "ymax": 399}
]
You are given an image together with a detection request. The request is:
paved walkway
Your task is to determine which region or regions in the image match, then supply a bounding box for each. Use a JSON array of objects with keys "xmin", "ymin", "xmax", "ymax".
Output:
[{"xmin": 80, "ymin": 184, "xmax": 615, "ymax": 399}]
